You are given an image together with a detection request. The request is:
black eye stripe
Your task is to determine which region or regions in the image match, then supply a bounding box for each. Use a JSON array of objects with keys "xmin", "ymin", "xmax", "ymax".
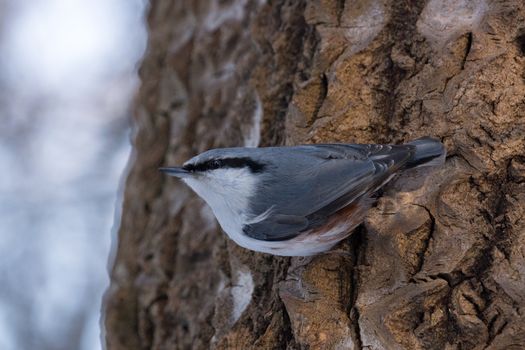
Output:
[{"xmin": 183, "ymin": 157, "xmax": 265, "ymax": 173}]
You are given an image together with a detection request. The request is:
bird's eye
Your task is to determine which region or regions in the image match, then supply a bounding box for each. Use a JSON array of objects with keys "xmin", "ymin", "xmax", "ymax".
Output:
[
  {"xmin": 182, "ymin": 164, "xmax": 194, "ymax": 172},
  {"xmin": 212, "ymin": 160, "xmax": 222, "ymax": 168}
]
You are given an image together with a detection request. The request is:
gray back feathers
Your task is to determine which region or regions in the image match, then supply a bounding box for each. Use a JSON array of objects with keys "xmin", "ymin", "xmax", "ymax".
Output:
[{"xmin": 243, "ymin": 143, "xmax": 414, "ymax": 241}]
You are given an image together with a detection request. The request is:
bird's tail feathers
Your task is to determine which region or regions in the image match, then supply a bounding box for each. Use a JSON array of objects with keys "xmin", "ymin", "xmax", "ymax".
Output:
[{"xmin": 405, "ymin": 137, "xmax": 446, "ymax": 169}]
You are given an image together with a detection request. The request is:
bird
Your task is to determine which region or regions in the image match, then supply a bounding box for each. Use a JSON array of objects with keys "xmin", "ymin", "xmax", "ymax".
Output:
[{"xmin": 160, "ymin": 137, "xmax": 445, "ymax": 256}]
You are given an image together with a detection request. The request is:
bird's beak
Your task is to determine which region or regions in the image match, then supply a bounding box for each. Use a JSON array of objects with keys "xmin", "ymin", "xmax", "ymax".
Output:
[{"xmin": 159, "ymin": 167, "xmax": 192, "ymax": 178}]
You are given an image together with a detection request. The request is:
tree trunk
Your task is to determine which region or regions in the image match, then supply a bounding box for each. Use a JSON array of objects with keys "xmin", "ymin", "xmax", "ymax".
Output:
[{"xmin": 104, "ymin": 1, "xmax": 525, "ymax": 349}]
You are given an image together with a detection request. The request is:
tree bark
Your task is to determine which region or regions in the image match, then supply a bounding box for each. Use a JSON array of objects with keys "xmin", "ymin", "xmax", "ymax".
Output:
[{"xmin": 104, "ymin": 1, "xmax": 525, "ymax": 349}]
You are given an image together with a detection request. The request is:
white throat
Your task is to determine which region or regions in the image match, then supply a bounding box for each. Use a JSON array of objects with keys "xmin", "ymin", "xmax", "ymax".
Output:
[{"xmin": 183, "ymin": 167, "xmax": 258, "ymax": 242}]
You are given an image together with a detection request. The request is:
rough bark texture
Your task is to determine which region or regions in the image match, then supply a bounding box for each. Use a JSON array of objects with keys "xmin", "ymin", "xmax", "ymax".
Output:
[{"xmin": 105, "ymin": 1, "xmax": 525, "ymax": 349}]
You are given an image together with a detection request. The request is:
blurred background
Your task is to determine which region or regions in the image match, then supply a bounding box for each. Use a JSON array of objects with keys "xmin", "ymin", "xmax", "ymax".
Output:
[{"xmin": 0, "ymin": 0, "xmax": 147, "ymax": 349}]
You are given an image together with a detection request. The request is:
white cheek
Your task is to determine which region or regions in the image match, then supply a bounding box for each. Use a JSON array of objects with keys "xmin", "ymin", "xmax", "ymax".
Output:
[
  {"xmin": 182, "ymin": 168, "xmax": 258, "ymax": 241},
  {"xmin": 210, "ymin": 168, "xmax": 257, "ymax": 197}
]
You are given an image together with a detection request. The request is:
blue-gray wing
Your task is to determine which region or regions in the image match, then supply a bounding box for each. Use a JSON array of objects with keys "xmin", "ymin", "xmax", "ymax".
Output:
[{"xmin": 242, "ymin": 144, "xmax": 413, "ymax": 241}]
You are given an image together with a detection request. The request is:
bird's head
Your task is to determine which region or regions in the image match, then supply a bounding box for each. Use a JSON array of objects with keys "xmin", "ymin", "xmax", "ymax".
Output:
[{"xmin": 160, "ymin": 148, "xmax": 267, "ymax": 208}]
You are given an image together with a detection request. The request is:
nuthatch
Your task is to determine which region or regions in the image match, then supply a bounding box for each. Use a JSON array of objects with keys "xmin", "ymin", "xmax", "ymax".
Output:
[{"xmin": 160, "ymin": 137, "xmax": 445, "ymax": 256}]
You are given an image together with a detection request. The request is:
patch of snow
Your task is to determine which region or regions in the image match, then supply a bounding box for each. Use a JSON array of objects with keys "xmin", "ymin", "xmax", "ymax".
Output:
[
  {"xmin": 417, "ymin": 0, "xmax": 487, "ymax": 46},
  {"xmin": 204, "ymin": 0, "xmax": 247, "ymax": 32},
  {"xmin": 342, "ymin": 1, "xmax": 386, "ymax": 54},
  {"xmin": 244, "ymin": 93, "xmax": 262, "ymax": 148},
  {"xmin": 335, "ymin": 336, "xmax": 355, "ymax": 350},
  {"xmin": 230, "ymin": 266, "xmax": 254, "ymax": 323}
]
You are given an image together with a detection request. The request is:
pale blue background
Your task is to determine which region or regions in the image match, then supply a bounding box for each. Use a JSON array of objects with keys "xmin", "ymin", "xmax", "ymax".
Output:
[{"xmin": 0, "ymin": 0, "xmax": 147, "ymax": 349}]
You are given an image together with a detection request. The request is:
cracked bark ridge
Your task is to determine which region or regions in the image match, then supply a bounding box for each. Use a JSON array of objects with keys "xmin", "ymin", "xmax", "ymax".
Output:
[{"xmin": 105, "ymin": 0, "xmax": 525, "ymax": 349}]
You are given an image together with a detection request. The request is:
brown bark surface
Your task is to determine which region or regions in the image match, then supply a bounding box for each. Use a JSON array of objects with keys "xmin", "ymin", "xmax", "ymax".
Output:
[{"xmin": 104, "ymin": 1, "xmax": 525, "ymax": 349}]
